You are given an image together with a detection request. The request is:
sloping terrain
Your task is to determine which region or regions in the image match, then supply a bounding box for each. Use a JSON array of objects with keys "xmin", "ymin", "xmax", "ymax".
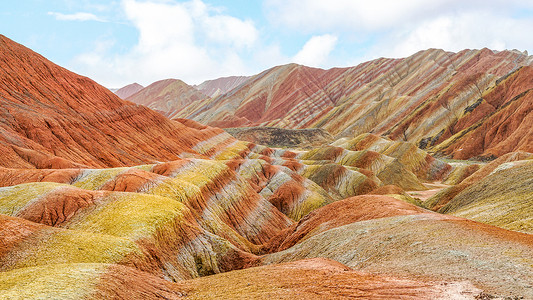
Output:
[
  {"xmin": 425, "ymin": 151, "xmax": 533, "ymax": 210},
  {"xmin": 171, "ymin": 258, "xmax": 481, "ymax": 299},
  {"xmin": 113, "ymin": 82, "xmax": 144, "ymax": 99},
  {"xmin": 437, "ymin": 160, "xmax": 533, "ymax": 234},
  {"xmin": 0, "ymin": 258, "xmax": 481, "ymax": 300},
  {"xmin": 0, "ymin": 34, "xmax": 227, "ymax": 169},
  {"xmin": 431, "ymin": 66, "xmax": 533, "ymax": 159},
  {"xmin": 3, "ymin": 162, "xmax": 530, "ymax": 298},
  {"xmin": 1, "ymin": 34, "xmax": 533, "ymax": 299},
  {"xmin": 333, "ymin": 133, "xmax": 451, "ymax": 181},
  {"xmin": 166, "ymin": 48, "xmax": 533, "ymax": 159},
  {"xmin": 264, "ymin": 195, "xmax": 428, "ymax": 252},
  {"xmin": 262, "ymin": 210, "xmax": 533, "ymax": 298}
]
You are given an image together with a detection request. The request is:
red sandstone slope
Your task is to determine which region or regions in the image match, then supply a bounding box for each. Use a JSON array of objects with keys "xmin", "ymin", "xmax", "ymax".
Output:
[
  {"xmin": 113, "ymin": 83, "xmax": 144, "ymax": 99},
  {"xmin": 182, "ymin": 63, "xmax": 340, "ymax": 128},
  {"xmin": 430, "ymin": 66, "xmax": 533, "ymax": 159},
  {"xmin": 172, "ymin": 258, "xmax": 481, "ymax": 299},
  {"xmin": 126, "ymin": 78, "xmax": 207, "ymax": 118},
  {"xmin": 0, "ymin": 34, "xmax": 226, "ymax": 168}
]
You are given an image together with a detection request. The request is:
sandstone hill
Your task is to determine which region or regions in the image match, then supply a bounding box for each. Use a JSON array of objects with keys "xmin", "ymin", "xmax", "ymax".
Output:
[
  {"xmin": 194, "ymin": 75, "xmax": 250, "ymax": 97},
  {"xmin": 0, "ymin": 34, "xmax": 227, "ymax": 169},
  {"xmin": 1, "ymin": 34, "xmax": 532, "ymax": 299},
  {"xmin": 136, "ymin": 48, "xmax": 532, "ymax": 160},
  {"xmin": 126, "ymin": 79, "xmax": 208, "ymax": 118},
  {"xmin": 113, "ymin": 82, "xmax": 144, "ymax": 99}
]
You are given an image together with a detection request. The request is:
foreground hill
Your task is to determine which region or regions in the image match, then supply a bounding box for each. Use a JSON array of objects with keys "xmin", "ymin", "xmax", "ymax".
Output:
[
  {"xmin": 163, "ymin": 48, "xmax": 532, "ymax": 159},
  {"xmin": 0, "ymin": 35, "xmax": 227, "ymax": 168},
  {"xmin": 428, "ymin": 155, "xmax": 533, "ymax": 234}
]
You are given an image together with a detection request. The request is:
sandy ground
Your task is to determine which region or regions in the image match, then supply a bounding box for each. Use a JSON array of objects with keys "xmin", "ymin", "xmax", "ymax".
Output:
[{"xmin": 407, "ymin": 182, "xmax": 450, "ymax": 202}]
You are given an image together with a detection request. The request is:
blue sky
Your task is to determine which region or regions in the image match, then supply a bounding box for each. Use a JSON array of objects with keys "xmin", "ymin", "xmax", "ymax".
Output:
[{"xmin": 2, "ymin": 0, "xmax": 533, "ymax": 88}]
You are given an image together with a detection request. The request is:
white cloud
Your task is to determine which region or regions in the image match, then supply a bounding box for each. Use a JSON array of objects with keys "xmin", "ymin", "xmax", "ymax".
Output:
[
  {"xmin": 72, "ymin": 0, "xmax": 261, "ymax": 87},
  {"xmin": 202, "ymin": 15, "xmax": 258, "ymax": 48},
  {"xmin": 265, "ymin": 0, "xmax": 533, "ymax": 32},
  {"xmin": 293, "ymin": 34, "xmax": 338, "ymax": 67},
  {"xmin": 371, "ymin": 11, "xmax": 533, "ymax": 59},
  {"xmin": 48, "ymin": 12, "xmax": 106, "ymax": 22},
  {"xmin": 266, "ymin": 0, "xmax": 533, "ymax": 66},
  {"xmin": 69, "ymin": 0, "xmax": 533, "ymax": 88}
]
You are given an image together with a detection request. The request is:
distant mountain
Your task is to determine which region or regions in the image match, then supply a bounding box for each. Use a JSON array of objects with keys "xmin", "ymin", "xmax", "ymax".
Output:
[
  {"xmin": 169, "ymin": 48, "xmax": 532, "ymax": 159},
  {"xmin": 113, "ymin": 82, "xmax": 144, "ymax": 99},
  {"xmin": 194, "ymin": 75, "xmax": 250, "ymax": 97},
  {"xmin": 126, "ymin": 79, "xmax": 207, "ymax": 118}
]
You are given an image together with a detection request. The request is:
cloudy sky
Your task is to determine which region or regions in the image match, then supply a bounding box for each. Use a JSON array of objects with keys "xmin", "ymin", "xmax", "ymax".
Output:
[{"xmin": 2, "ymin": 0, "xmax": 533, "ymax": 88}]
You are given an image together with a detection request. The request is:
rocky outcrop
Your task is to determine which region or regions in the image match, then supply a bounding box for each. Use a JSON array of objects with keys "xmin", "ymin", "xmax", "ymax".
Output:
[{"xmin": 225, "ymin": 127, "xmax": 333, "ymax": 148}]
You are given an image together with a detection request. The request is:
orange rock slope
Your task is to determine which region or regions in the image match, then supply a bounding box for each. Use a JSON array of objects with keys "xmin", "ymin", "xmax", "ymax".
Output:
[{"xmin": 0, "ymin": 34, "xmax": 226, "ymax": 169}]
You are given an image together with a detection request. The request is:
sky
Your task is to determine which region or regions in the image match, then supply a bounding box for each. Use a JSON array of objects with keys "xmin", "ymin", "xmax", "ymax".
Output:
[{"xmin": 1, "ymin": 0, "xmax": 533, "ymax": 88}]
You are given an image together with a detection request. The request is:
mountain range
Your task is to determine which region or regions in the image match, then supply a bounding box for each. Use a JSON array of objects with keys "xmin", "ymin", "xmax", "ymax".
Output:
[
  {"xmin": 125, "ymin": 48, "xmax": 533, "ymax": 160},
  {"xmin": 0, "ymin": 34, "xmax": 532, "ymax": 299}
]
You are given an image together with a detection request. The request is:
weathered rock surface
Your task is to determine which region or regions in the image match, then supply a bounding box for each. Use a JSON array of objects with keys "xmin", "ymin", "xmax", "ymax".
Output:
[
  {"xmin": 437, "ymin": 160, "xmax": 533, "ymax": 234},
  {"xmin": 262, "ymin": 212, "xmax": 533, "ymax": 298},
  {"xmin": 172, "ymin": 258, "xmax": 482, "ymax": 299},
  {"xmin": 165, "ymin": 49, "xmax": 533, "ymax": 159},
  {"xmin": 425, "ymin": 151, "xmax": 533, "ymax": 210},
  {"xmin": 0, "ymin": 34, "xmax": 228, "ymax": 168},
  {"xmin": 225, "ymin": 126, "xmax": 333, "ymax": 148},
  {"xmin": 432, "ymin": 66, "xmax": 533, "ymax": 159},
  {"xmin": 1, "ymin": 34, "xmax": 532, "ymax": 299},
  {"xmin": 264, "ymin": 195, "xmax": 428, "ymax": 252}
]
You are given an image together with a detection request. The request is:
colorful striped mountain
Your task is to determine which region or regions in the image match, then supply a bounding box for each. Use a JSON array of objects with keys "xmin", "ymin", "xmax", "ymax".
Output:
[
  {"xmin": 130, "ymin": 48, "xmax": 533, "ymax": 160},
  {"xmin": 1, "ymin": 34, "xmax": 532, "ymax": 299}
]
